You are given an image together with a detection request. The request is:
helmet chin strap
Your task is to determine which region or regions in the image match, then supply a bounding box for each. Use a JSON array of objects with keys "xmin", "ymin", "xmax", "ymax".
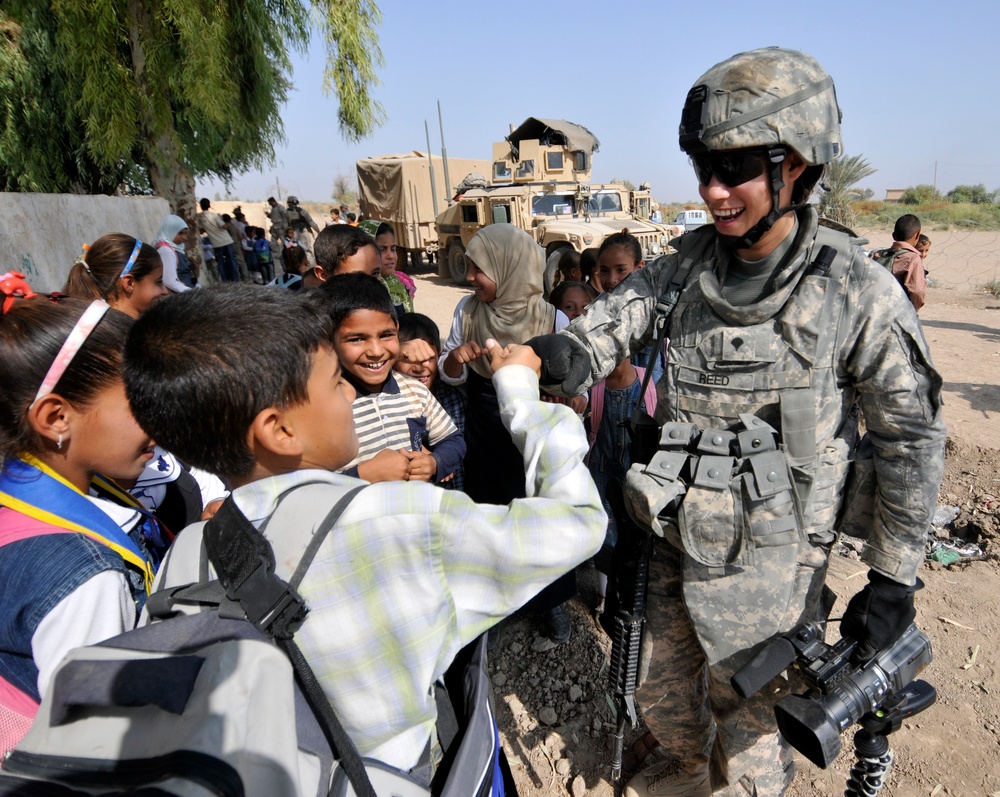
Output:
[{"xmin": 716, "ymin": 149, "xmax": 791, "ymax": 251}]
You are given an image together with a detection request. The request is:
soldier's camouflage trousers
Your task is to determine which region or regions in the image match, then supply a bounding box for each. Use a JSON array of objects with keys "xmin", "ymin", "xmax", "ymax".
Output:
[{"xmin": 636, "ymin": 540, "xmax": 803, "ymax": 795}]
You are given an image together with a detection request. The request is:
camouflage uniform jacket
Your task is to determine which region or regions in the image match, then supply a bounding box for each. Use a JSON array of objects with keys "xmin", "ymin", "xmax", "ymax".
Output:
[
  {"xmin": 265, "ymin": 203, "xmax": 289, "ymax": 237},
  {"xmin": 552, "ymin": 207, "xmax": 946, "ymax": 586}
]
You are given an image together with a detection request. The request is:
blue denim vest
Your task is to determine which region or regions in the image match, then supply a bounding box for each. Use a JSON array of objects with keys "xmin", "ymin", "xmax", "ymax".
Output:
[{"xmin": 0, "ymin": 526, "xmax": 143, "ymax": 701}]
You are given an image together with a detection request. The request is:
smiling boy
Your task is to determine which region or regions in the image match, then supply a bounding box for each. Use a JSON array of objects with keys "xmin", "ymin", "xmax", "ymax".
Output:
[
  {"xmin": 319, "ymin": 273, "xmax": 465, "ymax": 485},
  {"xmin": 123, "ymin": 284, "xmax": 604, "ymax": 783}
]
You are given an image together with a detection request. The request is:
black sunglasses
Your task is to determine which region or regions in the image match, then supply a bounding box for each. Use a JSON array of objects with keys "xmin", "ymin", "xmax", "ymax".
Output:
[{"xmin": 691, "ymin": 149, "xmax": 784, "ymax": 188}]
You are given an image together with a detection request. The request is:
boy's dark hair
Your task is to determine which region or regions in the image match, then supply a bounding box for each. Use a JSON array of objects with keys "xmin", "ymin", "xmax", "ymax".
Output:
[
  {"xmin": 892, "ymin": 214, "xmax": 921, "ymax": 242},
  {"xmin": 557, "ymin": 249, "xmax": 581, "ymax": 278},
  {"xmin": 281, "ymin": 245, "xmax": 308, "ymax": 275},
  {"xmin": 123, "ymin": 285, "xmax": 334, "ymax": 478},
  {"xmin": 397, "ymin": 313, "xmax": 440, "ymax": 350},
  {"xmin": 199, "ymin": 198, "xmax": 211, "ymax": 211},
  {"xmin": 313, "ymin": 224, "xmax": 375, "ymax": 273},
  {"xmin": 917, "ymin": 233, "xmax": 931, "ymax": 247},
  {"xmin": 63, "ymin": 234, "xmax": 162, "ymax": 303},
  {"xmin": 375, "ymin": 222, "xmax": 394, "ymax": 239},
  {"xmin": 222, "ymin": 214, "xmax": 232, "ymax": 224},
  {"xmin": 549, "ymin": 279, "xmax": 597, "ymax": 310},
  {"xmin": 598, "ymin": 228, "xmax": 643, "ymax": 266},
  {"xmin": 316, "ymin": 273, "xmax": 397, "ymax": 331},
  {"xmin": 0, "ymin": 298, "xmax": 132, "ymax": 459},
  {"xmin": 346, "ymin": 213, "xmax": 357, "ymax": 223}
]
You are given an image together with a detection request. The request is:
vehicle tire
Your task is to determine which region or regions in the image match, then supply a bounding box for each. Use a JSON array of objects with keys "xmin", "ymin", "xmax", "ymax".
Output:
[
  {"xmin": 448, "ymin": 241, "xmax": 467, "ymax": 285},
  {"xmin": 408, "ymin": 248, "xmax": 425, "ymax": 269}
]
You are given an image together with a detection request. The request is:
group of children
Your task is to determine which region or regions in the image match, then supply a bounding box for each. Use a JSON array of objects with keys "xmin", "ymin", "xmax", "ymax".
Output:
[{"xmin": 0, "ymin": 217, "xmax": 664, "ymax": 789}]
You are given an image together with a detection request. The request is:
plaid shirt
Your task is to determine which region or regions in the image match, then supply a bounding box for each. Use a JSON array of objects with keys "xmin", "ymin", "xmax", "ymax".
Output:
[{"xmin": 148, "ymin": 365, "xmax": 605, "ymax": 771}]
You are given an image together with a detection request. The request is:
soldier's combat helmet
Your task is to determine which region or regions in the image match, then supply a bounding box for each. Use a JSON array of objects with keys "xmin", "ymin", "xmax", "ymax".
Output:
[
  {"xmin": 286, "ymin": 195, "xmax": 299, "ymax": 206},
  {"xmin": 679, "ymin": 47, "xmax": 842, "ymax": 248}
]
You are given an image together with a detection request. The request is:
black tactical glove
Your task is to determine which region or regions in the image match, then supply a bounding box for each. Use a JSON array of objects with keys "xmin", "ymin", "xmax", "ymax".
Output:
[
  {"xmin": 841, "ymin": 570, "xmax": 919, "ymax": 662},
  {"xmin": 525, "ymin": 333, "xmax": 592, "ymax": 396}
]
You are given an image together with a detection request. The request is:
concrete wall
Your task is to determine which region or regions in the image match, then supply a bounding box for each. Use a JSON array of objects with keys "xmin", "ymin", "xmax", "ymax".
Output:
[{"xmin": 1, "ymin": 193, "xmax": 171, "ymax": 293}]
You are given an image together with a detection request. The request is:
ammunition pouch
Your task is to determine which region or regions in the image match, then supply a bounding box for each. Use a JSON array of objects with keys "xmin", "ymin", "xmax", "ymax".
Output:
[{"xmin": 625, "ymin": 414, "xmax": 803, "ymax": 569}]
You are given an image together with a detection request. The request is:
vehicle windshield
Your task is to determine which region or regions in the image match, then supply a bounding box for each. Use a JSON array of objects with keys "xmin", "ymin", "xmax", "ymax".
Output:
[
  {"xmin": 531, "ymin": 194, "xmax": 576, "ymax": 216},
  {"xmin": 588, "ymin": 191, "xmax": 624, "ymax": 213}
]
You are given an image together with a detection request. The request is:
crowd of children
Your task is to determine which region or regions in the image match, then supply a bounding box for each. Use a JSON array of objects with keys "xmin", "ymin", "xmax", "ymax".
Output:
[{"xmin": 0, "ymin": 219, "xmax": 663, "ymax": 793}]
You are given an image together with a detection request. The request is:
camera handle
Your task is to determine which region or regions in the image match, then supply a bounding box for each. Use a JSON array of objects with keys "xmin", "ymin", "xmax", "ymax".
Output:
[{"xmin": 845, "ymin": 680, "xmax": 936, "ymax": 797}]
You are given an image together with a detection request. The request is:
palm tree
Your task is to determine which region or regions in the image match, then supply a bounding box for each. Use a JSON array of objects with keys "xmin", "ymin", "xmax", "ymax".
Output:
[{"xmin": 819, "ymin": 154, "xmax": 877, "ymax": 228}]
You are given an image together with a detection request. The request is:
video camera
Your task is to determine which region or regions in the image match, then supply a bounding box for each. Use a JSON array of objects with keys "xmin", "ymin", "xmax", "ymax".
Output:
[{"xmin": 732, "ymin": 622, "xmax": 935, "ymax": 768}]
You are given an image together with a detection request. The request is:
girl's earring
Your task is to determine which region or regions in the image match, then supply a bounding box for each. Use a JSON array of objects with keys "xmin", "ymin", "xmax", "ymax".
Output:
[{"xmin": 56, "ymin": 433, "xmax": 62, "ymax": 450}]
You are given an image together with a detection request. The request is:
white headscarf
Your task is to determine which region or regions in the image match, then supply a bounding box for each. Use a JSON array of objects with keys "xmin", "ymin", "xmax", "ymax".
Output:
[
  {"xmin": 461, "ymin": 224, "xmax": 555, "ymax": 378},
  {"xmin": 154, "ymin": 215, "xmax": 189, "ymax": 249}
]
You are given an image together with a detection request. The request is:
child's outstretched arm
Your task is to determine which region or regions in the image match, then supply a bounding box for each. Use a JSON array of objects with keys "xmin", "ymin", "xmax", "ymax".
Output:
[{"xmin": 435, "ymin": 339, "xmax": 606, "ymax": 641}]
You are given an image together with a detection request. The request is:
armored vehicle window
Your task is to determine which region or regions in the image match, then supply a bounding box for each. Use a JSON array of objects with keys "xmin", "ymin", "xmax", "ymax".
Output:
[
  {"xmin": 516, "ymin": 159, "xmax": 535, "ymax": 178},
  {"xmin": 574, "ymin": 151, "xmax": 589, "ymax": 171},
  {"xmin": 546, "ymin": 152, "xmax": 564, "ymax": 171},
  {"xmin": 589, "ymin": 191, "xmax": 623, "ymax": 213},
  {"xmin": 494, "ymin": 161, "xmax": 512, "ymax": 181},
  {"xmin": 491, "ymin": 204, "xmax": 511, "ymax": 224},
  {"xmin": 532, "ymin": 194, "xmax": 575, "ymax": 216},
  {"xmin": 461, "ymin": 204, "xmax": 479, "ymax": 223}
]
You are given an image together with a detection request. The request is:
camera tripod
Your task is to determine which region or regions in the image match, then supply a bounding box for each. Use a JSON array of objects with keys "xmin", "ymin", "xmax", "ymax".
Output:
[{"xmin": 844, "ymin": 681, "xmax": 936, "ymax": 797}]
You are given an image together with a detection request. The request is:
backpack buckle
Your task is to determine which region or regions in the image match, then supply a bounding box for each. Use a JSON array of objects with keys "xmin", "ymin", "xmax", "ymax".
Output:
[{"xmin": 230, "ymin": 556, "xmax": 308, "ymax": 639}]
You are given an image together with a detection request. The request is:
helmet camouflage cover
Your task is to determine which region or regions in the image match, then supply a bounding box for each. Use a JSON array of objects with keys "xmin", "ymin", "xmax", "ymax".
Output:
[{"xmin": 679, "ymin": 47, "xmax": 842, "ymax": 166}]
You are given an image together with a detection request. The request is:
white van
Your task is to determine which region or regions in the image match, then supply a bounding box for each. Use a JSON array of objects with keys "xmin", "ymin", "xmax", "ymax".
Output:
[{"xmin": 672, "ymin": 210, "xmax": 709, "ymax": 233}]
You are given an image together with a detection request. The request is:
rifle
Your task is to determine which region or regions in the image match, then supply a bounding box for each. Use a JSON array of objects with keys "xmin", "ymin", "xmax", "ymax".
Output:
[
  {"xmin": 605, "ymin": 316, "xmax": 671, "ymax": 785},
  {"xmin": 602, "ymin": 252, "xmax": 695, "ymax": 785}
]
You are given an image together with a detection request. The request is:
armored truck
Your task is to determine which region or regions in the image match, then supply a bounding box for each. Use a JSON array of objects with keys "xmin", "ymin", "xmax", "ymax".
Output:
[{"xmin": 434, "ymin": 117, "xmax": 671, "ymax": 283}]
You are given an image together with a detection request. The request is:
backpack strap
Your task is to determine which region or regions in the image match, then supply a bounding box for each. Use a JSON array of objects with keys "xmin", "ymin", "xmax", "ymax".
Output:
[{"xmin": 202, "ymin": 485, "xmax": 376, "ymax": 797}]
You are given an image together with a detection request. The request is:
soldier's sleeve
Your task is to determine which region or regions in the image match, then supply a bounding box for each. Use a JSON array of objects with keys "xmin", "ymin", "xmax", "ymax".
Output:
[
  {"xmin": 542, "ymin": 255, "xmax": 672, "ymax": 397},
  {"xmin": 844, "ymin": 258, "xmax": 946, "ymax": 584}
]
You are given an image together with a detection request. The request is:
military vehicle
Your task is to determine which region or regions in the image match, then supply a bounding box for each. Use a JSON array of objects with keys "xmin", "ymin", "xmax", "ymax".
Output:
[
  {"xmin": 434, "ymin": 118, "xmax": 672, "ymax": 283},
  {"xmin": 357, "ymin": 151, "xmax": 491, "ymax": 267}
]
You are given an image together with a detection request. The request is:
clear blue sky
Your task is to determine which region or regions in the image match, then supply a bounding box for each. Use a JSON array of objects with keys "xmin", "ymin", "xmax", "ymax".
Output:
[{"xmin": 200, "ymin": 0, "xmax": 1000, "ymax": 205}]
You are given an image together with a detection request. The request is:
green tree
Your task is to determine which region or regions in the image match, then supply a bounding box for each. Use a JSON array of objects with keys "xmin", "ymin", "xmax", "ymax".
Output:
[
  {"xmin": 900, "ymin": 184, "xmax": 941, "ymax": 205},
  {"xmin": 0, "ymin": 0, "xmax": 384, "ymax": 270},
  {"xmin": 946, "ymin": 183, "xmax": 993, "ymax": 204},
  {"xmin": 818, "ymin": 153, "xmax": 876, "ymax": 227}
]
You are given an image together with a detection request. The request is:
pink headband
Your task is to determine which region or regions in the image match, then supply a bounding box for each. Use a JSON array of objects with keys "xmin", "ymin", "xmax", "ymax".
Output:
[{"xmin": 31, "ymin": 299, "xmax": 111, "ymax": 407}]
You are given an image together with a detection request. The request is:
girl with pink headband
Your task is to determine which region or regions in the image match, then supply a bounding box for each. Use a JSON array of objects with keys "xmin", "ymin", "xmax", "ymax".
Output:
[{"xmin": 0, "ymin": 281, "xmax": 158, "ymax": 755}]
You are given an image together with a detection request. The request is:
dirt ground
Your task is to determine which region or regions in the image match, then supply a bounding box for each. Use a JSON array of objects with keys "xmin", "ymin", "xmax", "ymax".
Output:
[{"xmin": 408, "ymin": 233, "xmax": 1000, "ymax": 797}]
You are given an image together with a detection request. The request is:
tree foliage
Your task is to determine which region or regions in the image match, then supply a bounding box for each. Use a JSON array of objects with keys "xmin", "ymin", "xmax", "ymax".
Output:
[
  {"xmin": 900, "ymin": 184, "xmax": 941, "ymax": 205},
  {"xmin": 0, "ymin": 0, "xmax": 384, "ymax": 197},
  {"xmin": 331, "ymin": 171, "xmax": 357, "ymax": 206},
  {"xmin": 945, "ymin": 183, "xmax": 995, "ymax": 204},
  {"xmin": 818, "ymin": 153, "xmax": 877, "ymax": 228}
]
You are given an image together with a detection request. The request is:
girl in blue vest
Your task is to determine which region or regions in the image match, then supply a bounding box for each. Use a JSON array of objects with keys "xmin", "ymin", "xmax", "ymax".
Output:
[{"xmin": 0, "ymin": 283, "xmax": 157, "ymax": 755}]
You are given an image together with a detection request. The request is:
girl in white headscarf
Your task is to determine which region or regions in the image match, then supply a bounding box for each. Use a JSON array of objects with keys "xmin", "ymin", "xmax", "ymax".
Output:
[
  {"xmin": 153, "ymin": 215, "xmax": 198, "ymax": 293},
  {"xmin": 438, "ymin": 224, "xmax": 575, "ymax": 644}
]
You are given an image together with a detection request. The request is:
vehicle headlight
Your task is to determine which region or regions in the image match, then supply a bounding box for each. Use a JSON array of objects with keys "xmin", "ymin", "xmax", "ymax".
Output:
[
  {"xmin": 660, "ymin": 234, "xmax": 668, "ymax": 247},
  {"xmin": 651, "ymin": 241, "xmax": 661, "ymax": 255}
]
